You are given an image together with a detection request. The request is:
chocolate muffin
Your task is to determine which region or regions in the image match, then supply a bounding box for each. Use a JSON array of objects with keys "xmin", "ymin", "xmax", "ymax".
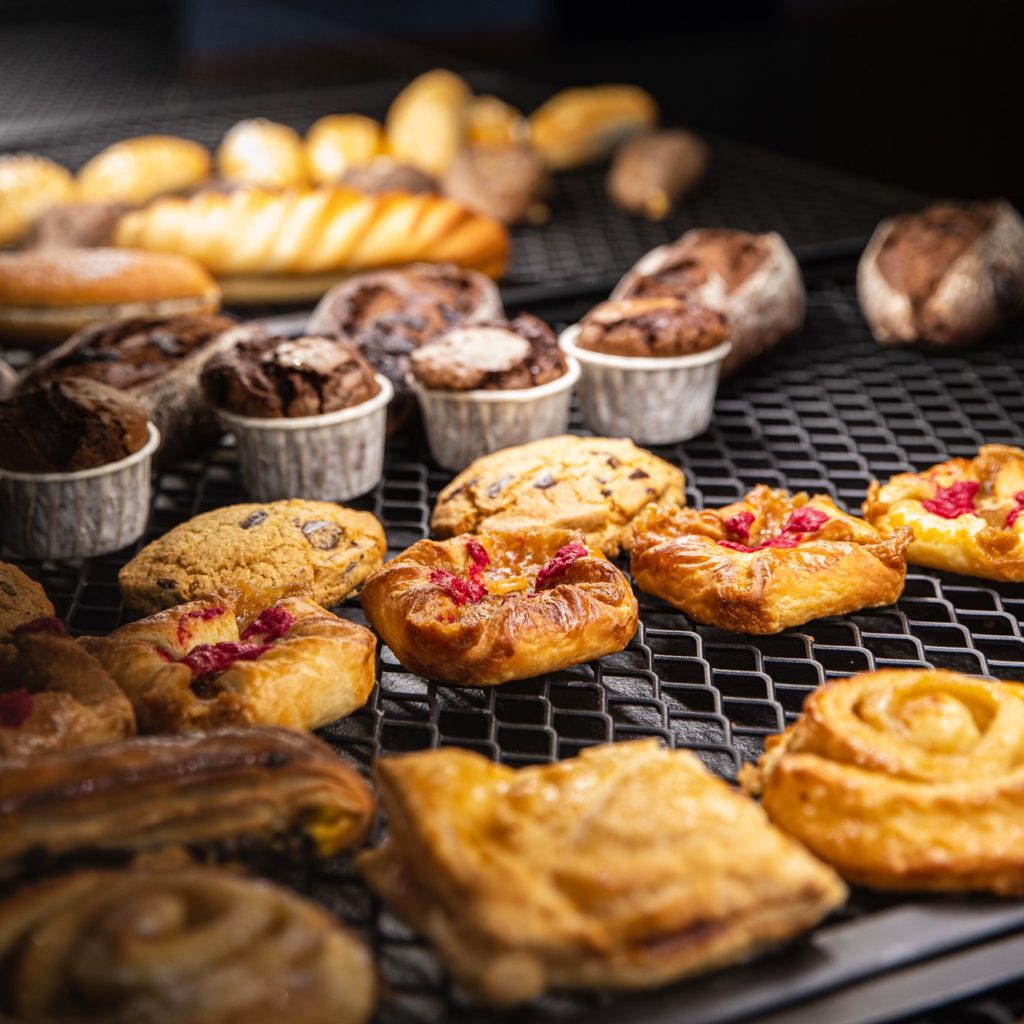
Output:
[
  {"xmin": 577, "ymin": 297, "xmax": 728, "ymax": 358},
  {"xmin": 0, "ymin": 379, "xmax": 150, "ymax": 473}
]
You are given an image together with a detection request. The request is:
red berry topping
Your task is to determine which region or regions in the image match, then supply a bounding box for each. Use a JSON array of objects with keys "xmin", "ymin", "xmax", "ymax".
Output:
[
  {"xmin": 430, "ymin": 569, "xmax": 487, "ymax": 606},
  {"xmin": 535, "ymin": 542, "xmax": 589, "ymax": 590},
  {"xmin": 465, "ymin": 538, "xmax": 490, "ymax": 585},
  {"xmin": 241, "ymin": 605, "xmax": 296, "ymax": 642},
  {"xmin": 783, "ymin": 507, "xmax": 830, "ymax": 533},
  {"xmin": 0, "ymin": 689, "xmax": 33, "ymax": 728},
  {"xmin": 181, "ymin": 641, "xmax": 271, "ymax": 680},
  {"xmin": 1005, "ymin": 490, "xmax": 1024, "ymax": 528},
  {"xmin": 724, "ymin": 511, "xmax": 755, "ymax": 540},
  {"xmin": 922, "ymin": 480, "xmax": 979, "ymax": 519},
  {"xmin": 718, "ymin": 505, "xmax": 828, "ymax": 552},
  {"xmin": 14, "ymin": 617, "xmax": 65, "ymax": 635}
]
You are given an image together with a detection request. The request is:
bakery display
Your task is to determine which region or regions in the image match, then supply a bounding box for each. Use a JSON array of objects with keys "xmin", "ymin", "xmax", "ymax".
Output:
[
  {"xmin": 118, "ymin": 498, "xmax": 386, "ymax": 617},
  {"xmin": 0, "ymin": 380, "xmax": 159, "ymax": 559},
  {"xmin": 631, "ymin": 485, "xmax": 911, "ymax": 634},
  {"xmin": 561, "ymin": 296, "xmax": 731, "ymax": 443},
  {"xmin": 863, "ymin": 444, "xmax": 1024, "ymax": 581},
  {"xmin": 408, "ymin": 314, "xmax": 577, "ymax": 470},
  {"xmin": 858, "ymin": 199, "xmax": 1024, "ymax": 348},
  {"xmin": 0, "ymin": 865, "xmax": 377, "ymax": 1024},
  {"xmin": 0, "ymin": 563, "xmax": 54, "ymax": 645},
  {"xmin": 432, "ymin": 434, "xmax": 686, "ymax": 556},
  {"xmin": 306, "ymin": 113, "xmax": 385, "ymax": 184},
  {"xmin": 385, "ymin": 68, "xmax": 471, "ymax": 176},
  {"xmin": 612, "ymin": 227, "xmax": 805, "ymax": 376},
  {"xmin": 0, "ymin": 726, "xmax": 374, "ymax": 876},
  {"xmin": 85, "ymin": 595, "xmax": 376, "ymax": 733},
  {"xmin": 0, "ymin": 617, "xmax": 135, "ymax": 759},
  {"xmin": 359, "ymin": 740, "xmax": 845, "ymax": 1005},
  {"xmin": 742, "ymin": 668, "xmax": 1024, "ymax": 894},
  {"xmin": 442, "ymin": 144, "xmax": 550, "ymax": 225},
  {"xmin": 607, "ymin": 129, "xmax": 709, "ymax": 220},
  {"xmin": 77, "ymin": 134, "xmax": 212, "ymax": 204},
  {"xmin": 216, "ymin": 118, "xmax": 310, "ymax": 189},
  {"xmin": 361, "ymin": 528, "xmax": 637, "ymax": 685},
  {"xmin": 529, "ymin": 84, "xmax": 659, "ymax": 170},
  {"xmin": 0, "ymin": 153, "xmax": 75, "ymax": 246},
  {"xmin": 113, "ymin": 186, "xmax": 510, "ymax": 302}
]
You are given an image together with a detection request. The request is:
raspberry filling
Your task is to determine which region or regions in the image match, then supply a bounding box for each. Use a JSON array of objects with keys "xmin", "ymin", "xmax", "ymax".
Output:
[
  {"xmin": 1005, "ymin": 491, "xmax": 1024, "ymax": 528},
  {"xmin": 241, "ymin": 606, "xmax": 296, "ymax": 642},
  {"xmin": 0, "ymin": 689, "xmax": 33, "ymax": 728},
  {"xmin": 430, "ymin": 570, "xmax": 487, "ymax": 606},
  {"xmin": 922, "ymin": 480, "xmax": 979, "ymax": 519},
  {"xmin": 724, "ymin": 511, "xmax": 755, "ymax": 540},
  {"xmin": 465, "ymin": 538, "xmax": 490, "ymax": 584},
  {"xmin": 181, "ymin": 641, "xmax": 272, "ymax": 681},
  {"xmin": 718, "ymin": 507, "xmax": 829, "ymax": 553},
  {"xmin": 176, "ymin": 605, "xmax": 227, "ymax": 645},
  {"xmin": 14, "ymin": 617, "xmax": 65, "ymax": 635},
  {"xmin": 535, "ymin": 542, "xmax": 589, "ymax": 590}
]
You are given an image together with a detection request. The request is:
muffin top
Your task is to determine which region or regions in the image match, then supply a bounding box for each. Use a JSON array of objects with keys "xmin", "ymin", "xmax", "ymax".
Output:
[
  {"xmin": 410, "ymin": 314, "xmax": 567, "ymax": 391},
  {"xmin": 201, "ymin": 330, "xmax": 380, "ymax": 418},
  {"xmin": 0, "ymin": 378, "xmax": 150, "ymax": 472},
  {"xmin": 576, "ymin": 297, "xmax": 728, "ymax": 358}
]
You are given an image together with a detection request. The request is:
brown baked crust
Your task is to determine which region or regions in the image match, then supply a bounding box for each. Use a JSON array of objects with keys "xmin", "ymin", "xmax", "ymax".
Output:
[
  {"xmin": 0, "ymin": 563, "xmax": 53, "ymax": 642},
  {"xmin": 0, "ymin": 726, "xmax": 374, "ymax": 877},
  {"xmin": 77, "ymin": 135, "xmax": 212, "ymax": 204},
  {"xmin": 576, "ymin": 297, "xmax": 728, "ymax": 358},
  {"xmin": 863, "ymin": 444, "xmax": 1024, "ymax": 581},
  {"xmin": 361, "ymin": 528, "xmax": 638, "ymax": 685},
  {"xmin": 84, "ymin": 596, "xmax": 376, "ymax": 733},
  {"xmin": 0, "ymin": 866, "xmax": 377, "ymax": 1024},
  {"xmin": 741, "ymin": 669, "xmax": 1024, "ymax": 894},
  {"xmin": 441, "ymin": 144, "xmax": 550, "ymax": 225},
  {"xmin": 606, "ymin": 129, "xmax": 709, "ymax": 220},
  {"xmin": 630, "ymin": 485, "xmax": 910, "ymax": 634},
  {"xmin": 358, "ymin": 740, "xmax": 846, "ymax": 1005}
]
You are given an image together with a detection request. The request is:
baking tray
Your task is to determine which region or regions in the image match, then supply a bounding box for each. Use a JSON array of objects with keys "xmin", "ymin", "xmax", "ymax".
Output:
[{"xmin": 4, "ymin": 267, "xmax": 1024, "ymax": 1023}]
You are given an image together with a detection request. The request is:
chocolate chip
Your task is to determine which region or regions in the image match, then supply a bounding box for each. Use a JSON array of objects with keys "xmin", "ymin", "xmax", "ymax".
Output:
[
  {"xmin": 629, "ymin": 468, "xmax": 650, "ymax": 480},
  {"xmin": 64, "ymin": 348, "xmax": 120, "ymax": 366},
  {"xmin": 302, "ymin": 520, "xmax": 342, "ymax": 550},
  {"xmin": 606, "ymin": 455, "xmax": 621, "ymax": 469},
  {"xmin": 240, "ymin": 510, "xmax": 269, "ymax": 529},
  {"xmin": 601, "ymin": 488, "xmax": 612, "ymax": 497},
  {"xmin": 157, "ymin": 578, "xmax": 178, "ymax": 590},
  {"xmin": 488, "ymin": 473, "xmax": 514, "ymax": 499},
  {"xmin": 0, "ymin": 581, "xmax": 15, "ymax": 597},
  {"xmin": 533, "ymin": 470, "xmax": 557, "ymax": 489}
]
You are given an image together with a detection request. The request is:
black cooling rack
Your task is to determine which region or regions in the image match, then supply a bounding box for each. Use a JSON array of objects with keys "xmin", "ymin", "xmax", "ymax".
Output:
[{"xmin": 3, "ymin": 269, "xmax": 1024, "ymax": 1023}]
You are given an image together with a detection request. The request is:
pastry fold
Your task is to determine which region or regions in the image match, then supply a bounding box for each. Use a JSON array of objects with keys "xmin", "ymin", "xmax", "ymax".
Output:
[
  {"xmin": 741, "ymin": 669, "xmax": 1024, "ymax": 894},
  {"xmin": 359, "ymin": 740, "xmax": 846, "ymax": 1005}
]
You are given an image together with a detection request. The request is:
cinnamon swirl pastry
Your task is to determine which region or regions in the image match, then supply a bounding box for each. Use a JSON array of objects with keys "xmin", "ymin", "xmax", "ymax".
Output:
[
  {"xmin": 631, "ymin": 485, "xmax": 911, "ymax": 634},
  {"xmin": 0, "ymin": 727, "xmax": 373, "ymax": 878},
  {"xmin": 741, "ymin": 669, "xmax": 1024, "ymax": 894},
  {"xmin": 863, "ymin": 445, "xmax": 1024, "ymax": 581},
  {"xmin": 0, "ymin": 865, "xmax": 376, "ymax": 1024}
]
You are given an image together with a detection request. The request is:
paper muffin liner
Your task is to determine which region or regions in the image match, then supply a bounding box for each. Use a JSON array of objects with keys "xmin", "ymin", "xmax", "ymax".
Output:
[
  {"xmin": 217, "ymin": 375, "xmax": 393, "ymax": 502},
  {"xmin": 560, "ymin": 325, "xmax": 730, "ymax": 444},
  {"xmin": 409, "ymin": 359, "xmax": 581, "ymax": 472},
  {"xmin": 0, "ymin": 423, "xmax": 160, "ymax": 560}
]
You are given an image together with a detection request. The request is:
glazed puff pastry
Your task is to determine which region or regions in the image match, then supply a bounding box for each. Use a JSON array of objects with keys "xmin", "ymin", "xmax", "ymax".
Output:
[
  {"xmin": 0, "ymin": 153, "xmax": 75, "ymax": 246},
  {"xmin": 361, "ymin": 528, "xmax": 637, "ymax": 685},
  {"xmin": 742, "ymin": 669, "xmax": 1024, "ymax": 894},
  {"xmin": 359, "ymin": 740, "xmax": 846, "ymax": 1005},
  {"xmin": 83, "ymin": 596, "xmax": 375, "ymax": 733},
  {"xmin": 864, "ymin": 445, "xmax": 1024, "ymax": 581},
  {"xmin": 77, "ymin": 135, "xmax": 211, "ymax": 204},
  {"xmin": 631, "ymin": 485, "xmax": 911, "ymax": 634}
]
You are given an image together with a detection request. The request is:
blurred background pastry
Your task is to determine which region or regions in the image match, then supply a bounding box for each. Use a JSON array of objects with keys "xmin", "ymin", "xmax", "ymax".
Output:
[
  {"xmin": 216, "ymin": 117, "xmax": 310, "ymax": 188},
  {"xmin": 0, "ymin": 154, "xmax": 76, "ymax": 247},
  {"xmin": 305, "ymin": 112, "xmax": 384, "ymax": 183},
  {"xmin": 442, "ymin": 144, "xmax": 550, "ymax": 225},
  {"xmin": 607, "ymin": 128, "xmax": 710, "ymax": 219},
  {"xmin": 385, "ymin": 68, "xmax": 471, "ymax": 176},
  {"xmin": 337, "ymin": 159, "xmax": 436, "ymax": 194},
  {"xmin": 77, "ymin": 134, "xmax": 211, "ymax": 204}
]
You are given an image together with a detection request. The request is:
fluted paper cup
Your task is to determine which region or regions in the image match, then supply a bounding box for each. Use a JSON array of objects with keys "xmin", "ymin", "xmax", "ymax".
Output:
[
  {"xmin": 0, "ymin": 423, "xmax": 159, "ymax": 559},
  {"xmin": 409, "ymin": 359, "xmax": 580, "ymax": 471},
  {"xmin": 217, "ymin": 374, "xmax": 393, "ymax": 502},
  {"xmin": 560, "ymin": 325, "xmax": 730, "ymax": 444}
]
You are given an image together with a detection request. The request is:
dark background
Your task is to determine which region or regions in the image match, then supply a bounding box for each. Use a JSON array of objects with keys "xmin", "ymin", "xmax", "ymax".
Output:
[{"xmin": 0, "ymin": 0, "xmax": 1020, "ymax": 205}]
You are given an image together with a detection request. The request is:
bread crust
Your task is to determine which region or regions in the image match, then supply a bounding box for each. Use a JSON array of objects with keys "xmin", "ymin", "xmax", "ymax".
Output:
[
  {"xmin": 77, "ymin": 135, "xmax": 211, "ymax": 204},
  {"xmin": 631, "ymin": 485, "xmax": 910, "ymax": 634}
]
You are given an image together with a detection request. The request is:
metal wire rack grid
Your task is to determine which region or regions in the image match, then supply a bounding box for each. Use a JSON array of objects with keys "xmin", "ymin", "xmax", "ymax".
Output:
[{"xmin": 4, "ymin": 273, "xmax": 1024, "ymax": 1022}]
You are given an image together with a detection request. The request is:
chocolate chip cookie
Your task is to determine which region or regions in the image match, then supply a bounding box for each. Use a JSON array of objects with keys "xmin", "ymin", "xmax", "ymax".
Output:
[
  {"xmin": 431, "ymin": 435, "xmax": 686, "ymax": 556},
  {"xmin": 119, "ymin": 500, "xmax": 386, "ymax": 617},
  {"xmin": 0, "ymin": 562, "xmax": 54, "ymax": 641}
]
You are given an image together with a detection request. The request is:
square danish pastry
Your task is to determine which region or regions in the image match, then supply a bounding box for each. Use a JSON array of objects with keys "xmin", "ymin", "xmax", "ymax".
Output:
[
  {"xmin": 358, "ymin": 740, "xmax": 846, "ymax": 1005},
  {"xmin": 630, "ymin": 485, "xmax": 911, "ymax": 634},
  {"xmin": 863, "ymin": 444, "xmax": 1024, "ymax": 581}
]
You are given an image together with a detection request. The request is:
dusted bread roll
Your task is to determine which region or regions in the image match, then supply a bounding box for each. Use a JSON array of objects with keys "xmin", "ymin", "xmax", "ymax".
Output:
[
  {"xmin": 858, "ymin": 199, "xmax": 1024, "ymax": 348},
  {"xmin": 306, "ymin": 114, "xmax": 385, "ymax": 183},
  {"xmin": 77, "ymin": 135, "xmax": 211, "ymax": 204},
  {"xmin": 216, "ymin": 118, "xmax": 310, "ymax": 188},
  {"xmin": 0, "ymin": 153, "xmax": 76, "ymax": 246},
  {"xmin": 0, "ymin": 866, "xmax": 376, "ymax": 1024},
  {"xmin": 442, "ymin": 144, "xmax": 550, "ymax": 224},
  {"xmin": 385, "ymin": 68, "xmax": 471, "ymax": 176},
  {"xmin": 114, "ymin": 187, "xmax": 510, "ymax": 302}
]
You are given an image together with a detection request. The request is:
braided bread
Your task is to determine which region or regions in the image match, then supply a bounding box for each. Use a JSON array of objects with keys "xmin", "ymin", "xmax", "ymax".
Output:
[{"xmin": 742, "ymin": 669, "xmax": 1024, "ymax": 894}]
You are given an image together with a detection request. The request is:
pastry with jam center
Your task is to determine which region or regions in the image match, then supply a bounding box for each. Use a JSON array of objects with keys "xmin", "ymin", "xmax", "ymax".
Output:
[
  {"xmin": 361, "ymin": 528, "xmax": 637, "ymax": 685},
  {"xmin": 631, "ymin": 484, "xmax": 911, "ymax": 634}
]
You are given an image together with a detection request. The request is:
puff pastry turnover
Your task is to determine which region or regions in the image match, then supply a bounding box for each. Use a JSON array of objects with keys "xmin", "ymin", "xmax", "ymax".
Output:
[
  {"xmin": 359, "ymin": 740, "xmax": 846, "ymax": 1005},
  {"xmin": 361, "ymin": 528, "xmax": 638, "ymax": 685},
  {"xmin": 631, "ymin": 485, "xmax": 911, "ymax": 634},
  {"xmin": 863, "ymin": 445, "xmax": 1024, "ymax": 581},
  {"xmin": 742, "ymin": 669, "xmax": 1024, "ymax": 894},
  {"xmin": 83, "ymin": 596, "xmax": 375, "ymax": 733}
]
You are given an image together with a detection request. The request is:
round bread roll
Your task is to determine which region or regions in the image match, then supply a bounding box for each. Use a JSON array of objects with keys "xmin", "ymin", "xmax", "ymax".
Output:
[
  {"xmin": 0, "ymin": 154, "xmax": 76, "ymax": 247},
  {"xmin": 77, "ymin": 135, "xmax": 211, "ymax": 205},
  {"xmin": 385, "ymin": 69, "xmax": 471, "ymax": 176},
  {"xmin": 0, "ymin": 248, "xmax": 221, "ymax": 345},
  {"xmin": 306, "ymin": 113, "xmax": 384, "ymax": 183},
  {"xmin": 217, "ymin": 118, "xmax": 310, "ymax": 189}
]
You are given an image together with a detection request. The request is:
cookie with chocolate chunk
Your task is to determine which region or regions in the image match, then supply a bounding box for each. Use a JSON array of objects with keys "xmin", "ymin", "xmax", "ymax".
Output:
[
  {"xmin": 431, "ymin": 435, "xmax": 685, "ymax": 556},
  {"xmin": 119, "ymin": 500, "xmax": 386, "ymax": 617}
]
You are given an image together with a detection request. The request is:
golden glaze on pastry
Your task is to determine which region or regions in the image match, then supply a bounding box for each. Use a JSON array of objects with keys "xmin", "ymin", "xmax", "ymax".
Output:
[
  {"xmin": 631, "ymin": 485, "xmax": 911, "ymax": 634},
  {"xmin": 83, "ymin": 596, "xmax": 375, "ymax": 733},
  {"xmin": 77, "ymin": 135, "xmax": 211, "ymax": 204},
  {"xmin": 385, "ymin": 69, "xmax": 471, "ymax": 175},
  {"xmin": 359, "ymin": 740, "xmax": 846, "ymax": 1005},
  {"xmin": 216, "ymin": 118, "xmax": 310, "ymax": 188},
  {"xmin": 306, "ymin": 114, "xmax": 385, "ymax": 183},
  {"xmin": 0, "ymin": 865, "xmax": 377, "ymax": 1024},
  {"xmin": 741, "ymin": 669, "xmax": 1024, "ymax": 894},
  {"xmin": 361, "ymin": 529, "xmax": 637, "ymax": 685},
  {"xmin": 0, "ymin": 727, "xmax": 373, "ymax": 876},
  {"xmin": 863, "ymin": 445, "xmax": 1024, "ymax": 581},
  {"xmin": 0, "ymin": 153, "xmax": 75, "ymax": 246}
]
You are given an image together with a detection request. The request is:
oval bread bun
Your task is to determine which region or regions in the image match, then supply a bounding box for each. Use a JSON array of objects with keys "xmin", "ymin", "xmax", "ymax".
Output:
[{"xmin": 0, "ymin": 248, "xmax": 221, "ymax": 345}]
